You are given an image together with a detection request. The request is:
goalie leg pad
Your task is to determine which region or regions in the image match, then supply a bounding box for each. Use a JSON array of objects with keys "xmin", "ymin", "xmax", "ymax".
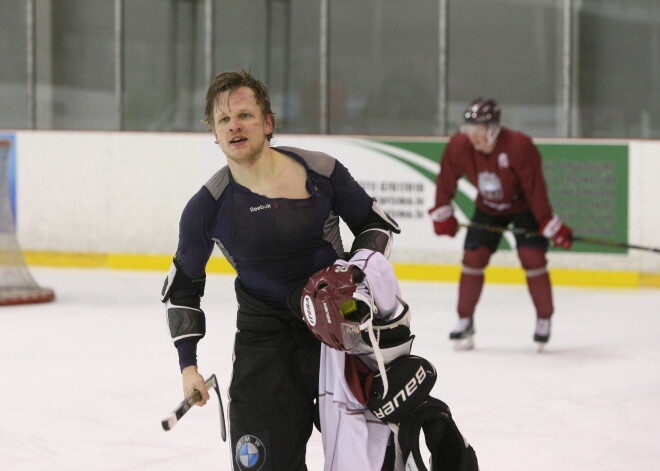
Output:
[
  {"xmin": 167, "ymin": 303, "xmax": 206, "ymax": 346},
  {"xmin": 366, "ymin": 355, "xmax": 437, "ymax": 424},
  {"xmin": 398, "ymin": 397, "xmax": 479, "ymax": 471}
]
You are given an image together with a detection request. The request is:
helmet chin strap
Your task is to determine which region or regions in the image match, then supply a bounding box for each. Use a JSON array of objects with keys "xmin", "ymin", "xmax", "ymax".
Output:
[{"xmin": 353, "ymin": 277, "xmax": 390, "ymax": 397}]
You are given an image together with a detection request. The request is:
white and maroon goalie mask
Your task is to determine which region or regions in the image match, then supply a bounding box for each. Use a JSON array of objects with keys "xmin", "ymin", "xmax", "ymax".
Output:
[{"xmin": 301, "ymin": 264, "xmax": 369, "ymax": 352}]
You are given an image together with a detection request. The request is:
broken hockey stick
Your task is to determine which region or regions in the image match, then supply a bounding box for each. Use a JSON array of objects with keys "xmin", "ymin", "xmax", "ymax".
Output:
[
  {"xmin": 161, "ymin": 373, "xmax": 227, "ymax": 441},
  {"xmin": 459, "ymin": 222, "xmax": 660, "ymax": 254}
]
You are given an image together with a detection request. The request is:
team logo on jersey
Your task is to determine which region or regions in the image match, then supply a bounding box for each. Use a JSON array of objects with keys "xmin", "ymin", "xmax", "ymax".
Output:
[
  {"xmin": 478, "ymin": 171, "xmax": 503, "ymax": 200},
  {"xmin": 498, "ymin": 152, "xmax": 510, "ymax": 168},
  {"xmin": 235, "ymin": 434, "xmax": 267, "ymax": 470},
  {"xmin": 302, "ymin": 295, "xmax": 317, "ymax": 326}
]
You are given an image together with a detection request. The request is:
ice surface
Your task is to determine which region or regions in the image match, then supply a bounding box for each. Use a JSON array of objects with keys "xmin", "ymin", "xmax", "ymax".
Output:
[{"xmin": 1, "ymin": 267, "xmax": 659, "ymax": 470}]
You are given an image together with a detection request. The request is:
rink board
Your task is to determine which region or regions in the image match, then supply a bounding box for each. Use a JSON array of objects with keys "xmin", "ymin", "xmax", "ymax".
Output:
[{"xmin": 1, "ymin": 131, "xmax": 659, "ymax": 287}]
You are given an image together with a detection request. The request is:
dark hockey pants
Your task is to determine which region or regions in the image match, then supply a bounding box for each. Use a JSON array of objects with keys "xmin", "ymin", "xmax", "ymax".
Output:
[{"xmin": 229, "ymin": 280, "xmax": 320, "ymax": 471}]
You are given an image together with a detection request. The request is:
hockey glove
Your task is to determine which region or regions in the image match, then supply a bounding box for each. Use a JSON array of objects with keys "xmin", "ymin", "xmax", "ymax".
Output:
[
  {"xmin": 429, "ymin": 204, "xmax": 458, "ymax": 237},
  {"xmin": 365, "ymin": 355, "xmax": 479, "ymax": 471},
  {"xmin": 397, "ymin": 397, "xmax": 480, "ymax": 471},
  {"xmin": 540, "ymin": 215, "xmax": 573, "ymax": 249}
]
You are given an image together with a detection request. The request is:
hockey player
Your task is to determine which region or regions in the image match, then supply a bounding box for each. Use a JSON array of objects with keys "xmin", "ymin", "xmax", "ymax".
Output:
[
  {"xmin": 299, "ymin": 249, "xmax": 479, "ymax": 470},
  {"xmin": 161, "ymin": 69, "xmax": 402, "ymax": 470},
  {"xmin": 429, "ymin": 98, "xmax": 573, "ymax": 349}
]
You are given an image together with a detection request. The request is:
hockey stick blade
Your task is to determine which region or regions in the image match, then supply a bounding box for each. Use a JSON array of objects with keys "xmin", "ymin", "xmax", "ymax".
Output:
[
  {"xmin": 161, "ymin": 374, "xmax": 227, "ymax": 441},
  {"xmin": 459, "ymin": 222, "xmax": 660, "ymax": 254},
  {"xmin": 208, "ymin": 374, "xmax": 227, "ymax": 441}
]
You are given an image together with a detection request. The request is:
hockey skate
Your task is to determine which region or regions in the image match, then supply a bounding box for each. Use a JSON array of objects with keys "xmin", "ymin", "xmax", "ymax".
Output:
[
  {"xmin": 534, "ymin": 318, "xmax": 551, "ymax": 352},
  {"xmin": 449, "ymin": 317, "xmax": 475, "ymax": 350}
]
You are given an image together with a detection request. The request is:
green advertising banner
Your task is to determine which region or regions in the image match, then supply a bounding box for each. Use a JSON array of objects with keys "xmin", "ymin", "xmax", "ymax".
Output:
[{"xmin": 538, "ymin": 144, "xmax": 628, "ymax": 254}]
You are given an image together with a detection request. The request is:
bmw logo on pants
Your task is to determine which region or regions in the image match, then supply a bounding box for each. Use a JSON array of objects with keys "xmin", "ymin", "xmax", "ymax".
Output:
[{"xmin": 235, "ymin": 434, "xmax": 266, "ymax": 470}]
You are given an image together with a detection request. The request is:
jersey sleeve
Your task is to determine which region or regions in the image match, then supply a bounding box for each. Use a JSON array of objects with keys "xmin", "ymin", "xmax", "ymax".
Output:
[
  {"xmin": 434, "ymin": 136, "xmax": 465, "ymax": 207},
  {"xmin": 328, "ymin": 159, "xmax": 373, "ymax": 233},
  {"xmin": 175, "ymin": 186, "xmax": 216, "ymax": 281},
  {"xmin": 513, "ymin": 137, "xmax": 554, "ymax": 224}
]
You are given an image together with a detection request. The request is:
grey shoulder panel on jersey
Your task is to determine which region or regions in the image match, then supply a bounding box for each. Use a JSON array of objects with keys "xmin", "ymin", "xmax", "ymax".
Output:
[
  {"xmin": 204, "ymin": 166, "xmax": 230, "ymax": 200},
  {"xmin": 277, "ymin": 146, "xmax": 336, "ymax": 177}
]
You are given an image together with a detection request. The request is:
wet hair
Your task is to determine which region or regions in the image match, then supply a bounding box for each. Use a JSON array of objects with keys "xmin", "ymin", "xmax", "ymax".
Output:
[{"xmin": 203, "ymin": 68, "xmax": 274, "ymax": 141}]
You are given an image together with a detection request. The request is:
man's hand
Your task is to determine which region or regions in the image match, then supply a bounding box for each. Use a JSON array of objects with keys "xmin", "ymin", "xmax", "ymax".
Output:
[
  {"xmin": 541, "ymin": 215, "xmax": 573, "ymax": 249},
  {"xmin": 428, "ymin": 205, "xmax": 458, "ymax": 237},
  {"xmin": 182, "ymin": 365, "xmax": 210, "ymax": 406}
]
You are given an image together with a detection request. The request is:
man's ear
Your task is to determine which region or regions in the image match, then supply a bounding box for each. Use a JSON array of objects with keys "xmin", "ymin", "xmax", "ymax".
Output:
[{"xmin": 265, "ymin": 113, "xmax": 274, "ymax": 134}]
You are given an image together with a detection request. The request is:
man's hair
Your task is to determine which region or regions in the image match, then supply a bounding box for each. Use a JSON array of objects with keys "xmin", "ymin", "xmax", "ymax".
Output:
[{"xmin": 203, "ymin": 68, "xmax": 275, "ymax": 141}]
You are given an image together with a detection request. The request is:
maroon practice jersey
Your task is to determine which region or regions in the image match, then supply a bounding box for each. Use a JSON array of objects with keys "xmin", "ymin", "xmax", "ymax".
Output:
[{"xmin": 434, "ymin": 127, "xmax": 553, "ymax": 223}]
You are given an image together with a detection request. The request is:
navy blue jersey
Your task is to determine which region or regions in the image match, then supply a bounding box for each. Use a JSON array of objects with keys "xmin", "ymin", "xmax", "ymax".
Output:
[{"xmin": 174, "ymin": 146, "xmax": 374, "ymax": 309}]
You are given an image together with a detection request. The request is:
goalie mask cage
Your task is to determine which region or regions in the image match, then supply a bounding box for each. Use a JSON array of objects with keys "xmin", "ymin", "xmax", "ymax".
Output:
[{"xmin": 0, "ymin": 140, "xmax": 55, "ymax": 306}]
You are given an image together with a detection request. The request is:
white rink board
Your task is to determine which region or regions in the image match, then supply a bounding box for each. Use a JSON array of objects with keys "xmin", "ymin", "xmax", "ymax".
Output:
[{"xmin": 6, "ymin": 130, "xmax": 660, "ymax": 273}]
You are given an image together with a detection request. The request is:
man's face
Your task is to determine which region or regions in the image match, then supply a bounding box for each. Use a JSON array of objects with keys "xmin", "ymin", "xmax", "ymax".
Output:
[
  {"xmin": 461, "ymin": 124, "xmax": 498, "ymax": 154},
  {"xmin": 212, "ymin": 86, "xmax": 273, "ymax": 164}
]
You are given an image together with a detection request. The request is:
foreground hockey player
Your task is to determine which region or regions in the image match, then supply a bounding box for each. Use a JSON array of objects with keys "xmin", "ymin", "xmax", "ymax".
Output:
[
  {"xmin": 161, "ymin": 68, "xmax": 405, "ymax": 470},
  {"xmin": 300, "ymin": 250, "xmax": 479, "ymax": 470},
  {"xmin": 429, "ymin": 98, "xmax": 573, "ymax": 350}
]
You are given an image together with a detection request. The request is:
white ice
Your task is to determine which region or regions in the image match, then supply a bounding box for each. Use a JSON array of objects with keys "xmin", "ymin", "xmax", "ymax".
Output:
[{"xmin": 1, "ymin": 267, "xmax": 659, "ymax": 470}]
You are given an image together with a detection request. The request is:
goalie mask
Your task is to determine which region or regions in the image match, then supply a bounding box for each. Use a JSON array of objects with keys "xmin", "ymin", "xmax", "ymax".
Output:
[{"xmin": 301, "ymin": 264, "xmax": 371, "ymax": 352}]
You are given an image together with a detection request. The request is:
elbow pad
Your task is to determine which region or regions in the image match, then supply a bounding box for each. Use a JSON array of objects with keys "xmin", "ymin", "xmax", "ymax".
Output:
[
  {"xmin": 161, "ymin": 258, "xmax": 206, "ymax": 304},
  {"xmin": 166, "ymin": 301, "xmax": 206, "ymax": 346},
  {"xmin": 161, "ymin": 258, "xmax": 207, "ymax": 346},
  {"xmin": 351, "ymin": 228, "xmax": 394, "ymax": 258},
  {"xmin": 350, "ymin": 200, "xmax": 400, "ymax": 258}
]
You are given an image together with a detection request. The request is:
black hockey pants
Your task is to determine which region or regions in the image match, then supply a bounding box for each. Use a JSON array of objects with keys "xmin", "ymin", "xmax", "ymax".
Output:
[{"xmin": 229, "ymin": 279, "xmax": 320, "ymax": 471}]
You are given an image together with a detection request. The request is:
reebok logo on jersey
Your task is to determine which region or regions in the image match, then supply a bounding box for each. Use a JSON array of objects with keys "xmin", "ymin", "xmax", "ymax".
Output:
[{"xmin": 250, "ymin": 204, "xmax": 272, "ymax": 212}]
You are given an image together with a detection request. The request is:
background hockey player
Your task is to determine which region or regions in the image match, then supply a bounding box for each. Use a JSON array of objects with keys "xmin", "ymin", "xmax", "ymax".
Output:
[
  {"xmin": 428, "ymin": 98, "xmax": 573, "ymax": 349},
  {"xmin": 161, "ymin": 69, "xmax": 401, "ymax": 470}
]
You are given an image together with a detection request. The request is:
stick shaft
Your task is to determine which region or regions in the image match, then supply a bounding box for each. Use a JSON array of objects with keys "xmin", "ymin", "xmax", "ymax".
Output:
[
  {"xmin": 571, "ymin": 236, "xmax": 660, "ymax": 253},
  {"xmin": 459, "ymin": 222, "xmax": 660, "ymax": 253},
  {"xmin": 161, "ymin": 376, "xmax": 214, "ymax": 431}
]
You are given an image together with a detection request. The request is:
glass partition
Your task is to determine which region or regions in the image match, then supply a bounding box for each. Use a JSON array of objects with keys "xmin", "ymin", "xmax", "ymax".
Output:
[
  {"xmin": 577, "ymin": 0, "xmax": 660, "ymax": 138},
  {"xmin": 1, "ymin": 0, "xmax": 658, "ymax": 138},
  {"xmin": 124, "ymin": 0, "xmax": 206, "ymax": 131},
  {"xmin": 0, "ymin": 0, "xmax": 28, "ymax": 129},
  {"xmin": 39, "ymin": 0, "xmax": 116, "ymax": 129},
  {"xmin": 447, "ymin": 0, "xmax": 563, "ymax": 137}
]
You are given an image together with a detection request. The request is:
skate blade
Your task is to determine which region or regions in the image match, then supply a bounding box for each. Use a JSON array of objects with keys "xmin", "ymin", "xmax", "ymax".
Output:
[
  {"xmin": 535, "ymin": 341, "xmax": 547, "ymax": 353},
  {"xmin": 453, "ymin": 336, "xmax": 475, "ymax": 351}
]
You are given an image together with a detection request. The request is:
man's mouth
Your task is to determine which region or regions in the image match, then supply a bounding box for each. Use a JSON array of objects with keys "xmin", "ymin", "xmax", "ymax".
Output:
[{"xmin": 230, "ymin": 136, "xmax": 247, "ymax": 144}]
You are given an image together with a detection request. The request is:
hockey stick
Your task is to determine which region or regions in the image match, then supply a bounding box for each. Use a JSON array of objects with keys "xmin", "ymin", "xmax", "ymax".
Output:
[
  {"xmin": 161, "ymin": 373, "xmax": 227, "ymax": 441},
  {"xmin": 459, "ymin": 222, "xmax": 660, "ymax": 254}
]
